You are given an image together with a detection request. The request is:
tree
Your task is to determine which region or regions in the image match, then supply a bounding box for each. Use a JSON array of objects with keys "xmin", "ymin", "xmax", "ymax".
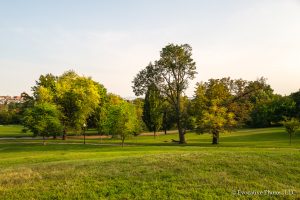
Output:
[
  {"xmin": 196, "ymin": 101, "xmax": 236, "ymax": 144},
  {"xmin": 87, "ymin": 83, "xmax": 108, "ymax": 134},
  {"xmin": 132, "ymin": 44, "xmax": 197, "ymax": 144},
  {"xmin": 281, "ymin": 118, "xmax": 300, "ymax": 145},
  {"xmin": 0, "ymin": 109, "xmax": 12, "ymax": 124},
  {"xmin": 56, "ymin": 71, "xmax": 101, "ymax": 139},
  {"xmin": 32, "ymin": 73, "xmax": 58, "ymax": 103},
  {"xmin": 131, "ymin": 98, "xmax": 147, "ymax": 135},
  {"xmin": 192, "ymin": 77, "xmax": 277, "ymax": 143},
  {"xmin": 290, "ymin": 90, "xmax": 300, "ymax": 118},
  {"xmin": 250, "ymin": 95, "xmax": 295, "ymax": 128},
  {"xmin": 103, "ymin": 99, "xmax": 138, "ymax": 147},
  {"xmin": 22, "ymin": 103, "xmax": 63, "ymax": 145},
  {"xmin": 193, "ymin": 79, "xmax": 236, "ymax": 144},
  {"xmin": 32, "ymin": 71, "xmax": 102, "ymax": 139},
  {"xmin": 220, "ymin": 77, "xmax": 274, "ymax": 127},
  {"xmin": 0, "ymin": 102, "xmax": 23, "ymax": 125},
  {"xmin": 181, "ymin": 96, "xmax": 195, "ymax": 133},
  {"xmin": 143, "ymin": 84, "xmax": 163, "ymax": 138},
  {"xmin": 161, "ymin": 101, "xmax": 176, "ymax": 134}
]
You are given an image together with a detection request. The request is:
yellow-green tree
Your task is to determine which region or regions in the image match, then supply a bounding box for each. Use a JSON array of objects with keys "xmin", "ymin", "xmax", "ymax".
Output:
[
  {"xmin": 56, "ymin": 71, "xmax": 100, "ymax": 138},
  {"xmin": 281, "ymin": 118, "xmax": 300, "ymax": 145},
  {"xmin": 103, "ymin": 98, "xmax": 139, "ymax": 147},
  {"xmin": 31, "ymin": 71, "xmax": 102, "ymax": 140},
  {"xmin": 193, "ymin": 79, "xmax": 236, "ymax": 144}
]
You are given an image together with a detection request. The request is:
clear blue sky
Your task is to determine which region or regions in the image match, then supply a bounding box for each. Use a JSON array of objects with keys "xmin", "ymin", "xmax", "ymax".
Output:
[{"xmin": 1, "ymin": 0, "xmax": 300, "ymax": 97}]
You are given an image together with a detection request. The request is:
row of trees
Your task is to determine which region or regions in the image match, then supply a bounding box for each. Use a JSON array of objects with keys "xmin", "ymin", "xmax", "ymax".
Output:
[
  {"xmin": 22, "ymin": 71, "xmax": 143, "ymax": 146},
  {"xmin": 133, "ymin": 44, "xmax": 300, "ymax": 144},
  {"xmin": 2, "ymin": 43, "xmax": 299, "ymax": 145},
  {"xmin": 0, "ymin": 103, "xmax": 21, "ymax": 125}
]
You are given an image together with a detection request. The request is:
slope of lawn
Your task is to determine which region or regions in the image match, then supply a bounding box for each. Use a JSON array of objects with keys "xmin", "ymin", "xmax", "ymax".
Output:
[
  {"xmin": 0, "ymin": 125, "xmax": 33, "ymax": 137},
  {"xmin": 0, "ymin": 126, "xmax": 299, "ymax": 199}
]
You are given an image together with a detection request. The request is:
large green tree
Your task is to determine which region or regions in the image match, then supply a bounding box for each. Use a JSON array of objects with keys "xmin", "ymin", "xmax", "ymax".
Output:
[
  {"xmin": 196, "ymin": 101, "xmax": 236, "ymax": 144},
  {"xmin": 56, "ymin": 71, "xmax": 100, "ymax": 138},
  {"xmin": 22, "ymin": 103, "xmax": 63, "ymax": 145},
  {"xmin": 132, "ymin": 44, "xmax": 197, "ymax": 144},
  {"xmin": 31, "ymin": 71, "xmax": 102, "ymax": 139},
  {"xmin": 193, "ymin": 79, "xmax": 236, "ymax": 144},
  {"xmin": 103, "ymin": 98, "xmax": 139, "ymax": 147},
  {"xmin": 250, "ymin": 95, "xmax": 295, "ymax": 128},
  {"xmin": 143, "ymin": 84, "xmax": 163, "ymax": 138}
]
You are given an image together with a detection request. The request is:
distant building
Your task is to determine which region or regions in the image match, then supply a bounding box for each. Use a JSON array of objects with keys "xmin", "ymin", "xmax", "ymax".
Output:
[{"xmin": 0, "ymin": 95, "xmax": 24, "ymax": 104}]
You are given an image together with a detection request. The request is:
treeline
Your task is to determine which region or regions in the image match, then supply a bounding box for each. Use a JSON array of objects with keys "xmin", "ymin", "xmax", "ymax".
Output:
[
  {"xmin": 135, "ymin": 77, "xmax": 300, "ymax": 144},
  {"xmin": 1, "ymin": 43, "xmax": 300, "ymax": 145},
  {"xmin": 132, "ymin": 44, "xmax": 300, "ymax": 144},
  {"xmin": 19, "ymin": 71, "xmax": 144, "ymax": 146}
]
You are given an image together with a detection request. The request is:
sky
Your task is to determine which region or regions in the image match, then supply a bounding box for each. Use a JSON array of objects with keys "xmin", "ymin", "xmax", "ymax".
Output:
[{"xmin": 0, "ymin": 0, "xmax": 300, "ymax": 98}]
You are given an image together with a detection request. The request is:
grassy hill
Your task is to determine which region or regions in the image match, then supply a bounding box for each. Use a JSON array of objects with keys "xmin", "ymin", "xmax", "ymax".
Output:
[{"xmin": 0, "ymin": 126, "xmax": 299, "ymax": 199}]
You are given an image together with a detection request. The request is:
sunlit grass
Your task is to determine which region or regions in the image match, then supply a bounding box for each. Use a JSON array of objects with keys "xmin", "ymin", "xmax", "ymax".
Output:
[{"xmin": 0, "ymin": 126, "xmax": 299, "ymax": 199}]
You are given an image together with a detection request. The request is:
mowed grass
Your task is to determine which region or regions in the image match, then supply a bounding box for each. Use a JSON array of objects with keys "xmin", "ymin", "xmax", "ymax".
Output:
[
  {"xmin": 0, "ymin": 126, "xmax": 299, "ymax": 199},
  {"xmin": 0, "ymin": 125, "xmax": 33, "ymax": 137}
]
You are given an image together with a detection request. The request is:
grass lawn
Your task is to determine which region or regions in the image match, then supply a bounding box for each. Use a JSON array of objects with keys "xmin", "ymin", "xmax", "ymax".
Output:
[
  {"xmin": 0, "ymin": 126, "xmax": 299, "ymax": 199},
  {"xmin": 0, "ymin": 125, "xmax": 33, "ymax": 137}
]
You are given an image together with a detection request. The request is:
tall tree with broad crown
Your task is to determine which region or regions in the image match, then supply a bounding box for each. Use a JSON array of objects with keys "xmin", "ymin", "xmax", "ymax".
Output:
[{"xmin": 132, "ymin": 44, "xmax": 197, "ymax": 144}]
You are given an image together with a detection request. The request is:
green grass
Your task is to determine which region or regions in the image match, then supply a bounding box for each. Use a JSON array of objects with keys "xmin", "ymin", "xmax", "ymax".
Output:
[
  {"xmin": 0, "ymin": 125, "xmax": 33, "ymax": 137},
  {"xmin": 0, "ymin": 126, "xmax": 299, "ymax": 199}
]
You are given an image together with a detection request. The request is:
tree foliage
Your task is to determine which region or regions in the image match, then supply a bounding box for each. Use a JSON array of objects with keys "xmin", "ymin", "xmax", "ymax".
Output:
[
  {"xmin": 290, "ymin": 90, "xmax": 300, "ymax": 119},
  {"xmin": 193, "ymin": 79, "xmax": 236, "ymax": 144},
  {"xmin": 87, "ymin": 83, "xmax": 108, "ymax": 134},
  {"xmin": 131, "ymin": 98, "xmax": 147, "ymax": 135},
  {"xmin": 56, "ymin": 71, "xmax": 100, "ymax": 132},
  {"xmin": 22, "ymin": 103, "xmax": 63, "ymax": 144},
  {"xmin": 133, "ymin": 44, "xmax": 197, "ymax": 143},
  {"xmin": 27, "ymin": 71, "xmax": 105, "ymax": 139},
  {"xmin": 250, "ymin": 95, "xmax": 295, "ymax": 128},
  {"xmin": 103, "ymin": 98, "xmax": 139, "ymax": 146},
  {"xmin": 281, "ymin": 118, "xmax": 300, "ymax": 145},
  {"xmin": 143, "ymin": 84, "xmax": 163, "ymax": 137}
]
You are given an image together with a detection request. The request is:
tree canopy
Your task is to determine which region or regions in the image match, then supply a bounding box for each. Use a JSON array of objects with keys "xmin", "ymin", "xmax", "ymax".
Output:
[
  {"xmin": 143, "ymin": 84, "xmax": 163, "ymax": 137},
  {"xmin": 133, "ymin": 43, "xmax": 197, "ymax": 144}
]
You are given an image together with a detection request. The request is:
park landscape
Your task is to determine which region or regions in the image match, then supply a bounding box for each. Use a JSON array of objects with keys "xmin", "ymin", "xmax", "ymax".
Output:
[{"xmin": 0, "ymin": 43, "xmax": 299, "ymax": 200}]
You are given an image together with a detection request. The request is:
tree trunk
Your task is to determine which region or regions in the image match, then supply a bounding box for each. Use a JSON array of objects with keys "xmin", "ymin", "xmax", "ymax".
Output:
[
  {"xmin": 212, "ymin": 130, "xmax": 219, "ymax": 144},
  {"xmin": 122, "ymin": 137, "xmax": 125, "ymax": 147},
  {"xmin": 176, "ymin": 94, "xmax": 186, "ymax": 144},
  {"xmin": 53, "ymin": 135, "xmax": 57, "ymax": 140},
  {"xmin": 163, "ymin": 111, "xmax": 167, "ymax": 135},
  {"xmin": 177, "ymin": 119, "xmax": 186, "ymax": 144},
  {"xmin": 62, "ymin": 128, "xmax": 66, "ymax": 140},
  {"xmin": 178, "ymin": 127, "xmax": 186, "ymax": 144}
]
